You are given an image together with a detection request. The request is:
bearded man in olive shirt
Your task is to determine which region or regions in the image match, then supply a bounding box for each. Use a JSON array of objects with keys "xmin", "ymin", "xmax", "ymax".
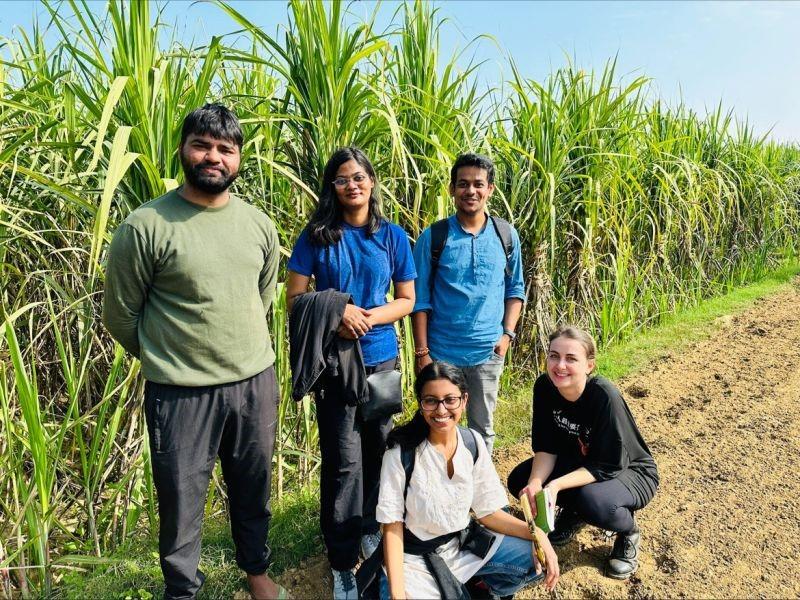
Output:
[{"xmin": 103, "ymin": 104, "xmax": 283, "ymax": 600}]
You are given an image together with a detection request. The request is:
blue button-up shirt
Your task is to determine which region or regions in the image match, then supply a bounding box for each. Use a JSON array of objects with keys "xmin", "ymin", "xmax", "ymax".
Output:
[{"xmin": 413, "ymin": 215, "xmax": 525, "ymax": 367}]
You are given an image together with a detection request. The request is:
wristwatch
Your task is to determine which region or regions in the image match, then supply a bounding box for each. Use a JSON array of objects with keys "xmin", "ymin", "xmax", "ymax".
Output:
[{"xmin": 502, "ymin": 328, "xmax": 517, "ymax": 341}]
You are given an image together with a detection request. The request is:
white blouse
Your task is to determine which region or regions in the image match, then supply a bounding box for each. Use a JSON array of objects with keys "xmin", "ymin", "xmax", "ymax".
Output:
[{"xmin": 376, "ymin": 428, "xmax": 509, "ymax": 598}]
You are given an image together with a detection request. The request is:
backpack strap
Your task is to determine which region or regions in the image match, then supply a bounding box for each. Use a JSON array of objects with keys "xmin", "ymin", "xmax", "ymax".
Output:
[
  {"xmin": 457, "ymin": 425, "xmax": 480, "ymax": 464},
  {"xmin": 401, "ymin": 445, "xmax": 416, "ymax": 501},
  {"xmin": 428, "ymin": 218, "xmax": 450, "ymax": 292},
  {"xmin": 489, "ymin": 215, "xmax": 514, "ymax": 278},
  {"xmin": 401, "ymin": 445, "xmax": 416, "ymax": 520},
  {"xmin": 429, "ymin": 216, "xmax": 513, "ymax": 291}
]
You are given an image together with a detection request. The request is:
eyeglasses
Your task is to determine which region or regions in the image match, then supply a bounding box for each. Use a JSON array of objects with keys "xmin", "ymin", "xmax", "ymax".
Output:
[
  {"xmin": 420, "ymin": 395, "xmax": 463, "ymax": 411},
  {"xmin": 332, "ymin": 173, "xmax": 369, "ymax": 187}
]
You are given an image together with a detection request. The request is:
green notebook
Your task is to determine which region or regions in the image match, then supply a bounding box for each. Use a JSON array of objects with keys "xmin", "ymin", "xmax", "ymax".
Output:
[
  {"xmin": 534, "ymin": 488, "xmax": 556, "ymax": 533},
  {"xmin": 519, "ymin": 488, "xmax": 556, "ymax": 534}
]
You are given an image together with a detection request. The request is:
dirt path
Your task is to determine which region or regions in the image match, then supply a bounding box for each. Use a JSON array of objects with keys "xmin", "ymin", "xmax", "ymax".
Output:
[{"xmin": 274, "ymin": 281, "xmax": 800, "ymax": 599}]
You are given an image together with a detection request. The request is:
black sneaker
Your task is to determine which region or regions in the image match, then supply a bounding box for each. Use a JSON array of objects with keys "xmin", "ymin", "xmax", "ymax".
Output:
[
  {"xmin": 605, "ymin": 527, "xmax": 641, "ymax": 580},
  {"xmin": 548, "ymin": 509, "xmax": 585, "ymax": 546}
]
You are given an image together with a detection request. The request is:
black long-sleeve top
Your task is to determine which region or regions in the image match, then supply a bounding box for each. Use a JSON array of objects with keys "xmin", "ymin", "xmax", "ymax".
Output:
[{"xmin": 532, "ymin": 374, "xmax": 659, "ymax": 507}]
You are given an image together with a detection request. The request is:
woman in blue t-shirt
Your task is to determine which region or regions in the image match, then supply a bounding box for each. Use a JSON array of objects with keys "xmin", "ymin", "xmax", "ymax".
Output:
[{"xmin": 286, "ymin": 147, "xmax": 417, "ymax": 599}]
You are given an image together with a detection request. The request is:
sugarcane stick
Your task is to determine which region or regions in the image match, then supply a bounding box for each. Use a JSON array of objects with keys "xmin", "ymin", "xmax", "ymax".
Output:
[{"xmin": 520, "ymin": 493, "xmax": 547, "ymax": 570}]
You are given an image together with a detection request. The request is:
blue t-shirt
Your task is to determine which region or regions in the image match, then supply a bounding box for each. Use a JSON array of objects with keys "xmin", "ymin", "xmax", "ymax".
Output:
[
  {"xmin": 288, "ymin": 220, "xmax": 417, "ymax": 366},
  {"xmin": 412, "ymin": 215, "xmax": 525, "ymax": 367}
]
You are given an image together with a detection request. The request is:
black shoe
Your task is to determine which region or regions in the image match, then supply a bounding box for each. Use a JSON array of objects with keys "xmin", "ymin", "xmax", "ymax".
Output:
[
  {"xmin": 548, "ymin": 510, "xmax": 585, "ymax": 546},
  {"xmin": 465, "ymin": 577, "xmax": 493, "ymax": 599},
  {"xmin": 605, "ymin": 527, "xmax": 641, "ymax": 580},
  {"xmin": 464, "ymin": 577, "xmax": 511, "ymax": 600}
]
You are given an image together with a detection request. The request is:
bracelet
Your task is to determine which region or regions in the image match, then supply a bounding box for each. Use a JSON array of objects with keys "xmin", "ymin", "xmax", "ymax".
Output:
[
  {"xmin": 414, "ymin": 347, "xmax": 430, "ymax": 358},
  {"xmin": 503, "ymin": 328, "xmax": 517, "ymax": 341}
]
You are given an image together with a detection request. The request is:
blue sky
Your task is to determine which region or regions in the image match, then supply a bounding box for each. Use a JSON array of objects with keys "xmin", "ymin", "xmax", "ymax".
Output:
[{"xmin": 3, "ymin": 1, "xmax": 799, "ymax": 142}]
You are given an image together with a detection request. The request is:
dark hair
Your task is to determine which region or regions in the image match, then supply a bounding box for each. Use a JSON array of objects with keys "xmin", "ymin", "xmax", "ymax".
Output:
[
  {"xmin": 307, "ymin": 147, "xmax": 384, "ymax": 246},
  {"xmin": 449, "ymin": 153, "xmax": 495, "ymax": 186},
  {"xmin": 180, "ymin": 103, "xmax": 243, "ymax": 149},
  {"xmin": 386, "ymin": 362, "xmax": 469, "ymax": 451}
]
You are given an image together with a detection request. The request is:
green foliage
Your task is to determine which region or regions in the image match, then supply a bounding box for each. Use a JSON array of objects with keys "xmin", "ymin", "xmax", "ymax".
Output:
[
  {"xmin": 55, "ymin": 484, "xmax": 320, "ymax": 599},
  {"xmin": 595, "ymin": 262, "xmax": 800, "ymax": 380},
  {"xmin": 1, "ymin": 0, "xmax": 799, "ymax": 594}
]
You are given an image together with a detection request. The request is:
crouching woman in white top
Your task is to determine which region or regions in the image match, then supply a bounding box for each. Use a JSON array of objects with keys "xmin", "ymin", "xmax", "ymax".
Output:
[{"xmin": 367, "ymin": 362, "xmax": 559, "ymax": 599}]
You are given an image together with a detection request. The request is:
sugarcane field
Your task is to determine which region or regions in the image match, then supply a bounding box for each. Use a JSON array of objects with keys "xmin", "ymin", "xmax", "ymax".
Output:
[{"xmin": 1, "ymin": 1, "xmax": 799, "ymax": 599}]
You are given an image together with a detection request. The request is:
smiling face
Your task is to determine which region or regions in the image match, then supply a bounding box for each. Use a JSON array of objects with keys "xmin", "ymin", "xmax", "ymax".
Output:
[
  {"xmin": 333, "ymin": 159, "xmax": 374, "ymax": 214},
  {"xmin": 180, "ymin": 133, "xmax": 241, "ymax": 194},
  {"xmin": 546, "ymin": 335, "xmax": 596, "ymax": 400},
  {"xmin": 419, "ymin": 377, "xmax": 467, "ymax": 434},
  {"xmin": 450, "ymin": 166, "xmax": 494, "ymax": 218}
]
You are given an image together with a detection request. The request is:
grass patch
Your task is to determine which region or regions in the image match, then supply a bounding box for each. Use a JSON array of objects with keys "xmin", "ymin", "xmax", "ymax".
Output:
[
  {"xmin": 54, "ymin": 485, "xmax": 320, "ymax": 599},
  {"xmin": 495, "ymin": 380, "xmax": 533, "ymax": 450}
]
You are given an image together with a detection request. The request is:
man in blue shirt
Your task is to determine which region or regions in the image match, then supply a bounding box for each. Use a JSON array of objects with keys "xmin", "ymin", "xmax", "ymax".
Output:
[{"xmin": 412, "ymin": 153, "xmax": 525, "ymax": 453}]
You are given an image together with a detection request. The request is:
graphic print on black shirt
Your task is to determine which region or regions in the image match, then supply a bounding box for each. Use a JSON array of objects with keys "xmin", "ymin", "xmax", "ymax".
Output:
[
  {"xmin": 577, "ymin": 428, "xmax": 590, "ymax": 457},
  {"xmin": 531, "ymin": 374, "xmax": 659, "ymax": 508},
  {"xmin": 551, "ymin": 409, "xmax": 590, "ymax": 456}
]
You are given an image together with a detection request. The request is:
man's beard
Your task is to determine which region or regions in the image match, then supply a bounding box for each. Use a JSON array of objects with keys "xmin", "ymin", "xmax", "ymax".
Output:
[{"xmin": 181, "ymin": 154, "xmax": 238, "ymax": 194}]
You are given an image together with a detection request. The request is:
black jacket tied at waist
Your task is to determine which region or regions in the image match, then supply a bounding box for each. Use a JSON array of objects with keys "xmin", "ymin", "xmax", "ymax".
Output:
[
  {"xmin": 356, "ymin": 521, "xmax": 495, "ymax": 599},
  {"xmin": 289, "ymin": 289, "xmax": 368, "ymax": 405}
]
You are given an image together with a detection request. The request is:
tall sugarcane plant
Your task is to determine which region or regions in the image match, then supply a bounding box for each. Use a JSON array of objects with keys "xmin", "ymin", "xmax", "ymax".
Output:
[{"xmin": 0, "ymin": 0, "xmax": 799, "ymax": 592}]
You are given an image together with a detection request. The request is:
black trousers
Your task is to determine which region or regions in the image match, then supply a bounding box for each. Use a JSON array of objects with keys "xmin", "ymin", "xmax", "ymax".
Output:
[
  {"xmin": 507, "ymin": 457, "xmax": 641, "ymax": 534},
  {"xmin": 316, "ymin": 358, "xmax": 395, "ymax": 571},
  {"xmin": 144, "ymin": 366, "xmax": 279, "ymax": 600}
]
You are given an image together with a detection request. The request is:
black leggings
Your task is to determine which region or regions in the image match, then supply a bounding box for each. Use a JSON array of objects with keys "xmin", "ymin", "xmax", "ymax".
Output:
[{"xmin": 508, "ymin": 458, "xmax": 640, "ymax": 534}]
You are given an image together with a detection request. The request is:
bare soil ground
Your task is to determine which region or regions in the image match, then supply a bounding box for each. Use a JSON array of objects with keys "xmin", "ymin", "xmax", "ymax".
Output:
[{"xmin": 273, "ymin": 282, "xmax": 800, "ymax": 599}]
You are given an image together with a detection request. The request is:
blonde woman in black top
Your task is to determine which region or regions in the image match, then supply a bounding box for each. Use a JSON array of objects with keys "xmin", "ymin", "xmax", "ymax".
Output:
[{"xmin": 507, "ymin": 326, "xmax": 658, "ymax": 579}]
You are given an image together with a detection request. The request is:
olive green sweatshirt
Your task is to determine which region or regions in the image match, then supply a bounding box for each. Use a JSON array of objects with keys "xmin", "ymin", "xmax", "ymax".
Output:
[{"xmin": 102, "ymin": 189, "xmax": 280, "ymax": 386}]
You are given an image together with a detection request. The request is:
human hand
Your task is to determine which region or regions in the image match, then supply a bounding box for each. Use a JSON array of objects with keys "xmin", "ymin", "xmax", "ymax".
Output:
[
  {"xmin": 336, "ymin": 324, "xmax": 358, "ymax": 339},
  {"xmin": 389, "ymin": 587, "xmax": 406, "ymax": 600},
  {"xmin": 414, "ymin": 353, "xmax": 433, "ymax": 374},
  {"xmin": 539, "ymin": 532, "xmax": 560, "ymax": 591},
  {"xmin": 543, "ymin": 483, "xmax": 559, "ymax": 514},
  {"xmin": 519, "ymin": 480, "xmax": 543, "ymax": 518},
  {"xmin": 339, "ymin": 304, "xmax": 372, "ymax": 338},
  {"xmin": 493, "ymin": 334, "xmax": 511, "ymax": 357}
]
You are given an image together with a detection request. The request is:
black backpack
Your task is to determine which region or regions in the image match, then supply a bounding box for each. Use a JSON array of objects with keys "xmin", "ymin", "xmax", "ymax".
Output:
[
  {"xmin": 401, "ymin": 426, "xmax": 480, "ymax": 514},
  {"xmin": 429, "ymin": 216, "xmax": 514, "ymax": 290}
]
